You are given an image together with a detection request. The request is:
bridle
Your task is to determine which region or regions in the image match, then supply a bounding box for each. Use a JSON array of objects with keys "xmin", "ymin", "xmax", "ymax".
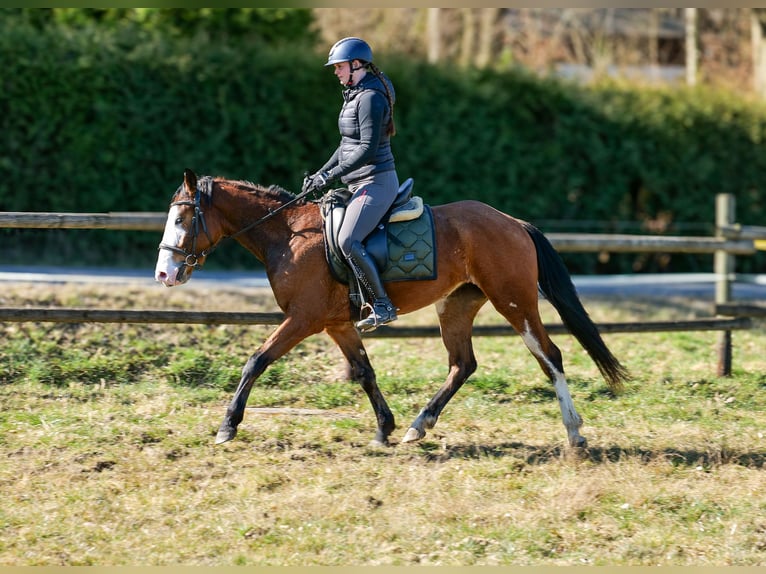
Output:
[
  {"xmin": 158, "ymin": 178, "xmax": 216, "ymax": 271},
  {"xmin": 158, "ymin": 176, "xmax": 316, "ymax": 272}
]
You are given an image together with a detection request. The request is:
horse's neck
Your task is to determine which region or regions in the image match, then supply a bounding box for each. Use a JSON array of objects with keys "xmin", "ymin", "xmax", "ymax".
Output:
[{"xmin": 215, "ymin": 181, "xmax": 319, "ymax": 262}]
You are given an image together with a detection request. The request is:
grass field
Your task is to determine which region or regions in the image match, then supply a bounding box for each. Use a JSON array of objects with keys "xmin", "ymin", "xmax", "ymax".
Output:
[{"xmin": 1, "ymin": 281, "xmax": 765, "ymax": 566}]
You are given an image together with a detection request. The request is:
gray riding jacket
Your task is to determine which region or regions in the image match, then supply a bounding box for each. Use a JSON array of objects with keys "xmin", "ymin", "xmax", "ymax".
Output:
[{"xmin": 320, "ymin": 72, "xmax": 396, "ymax": 184}]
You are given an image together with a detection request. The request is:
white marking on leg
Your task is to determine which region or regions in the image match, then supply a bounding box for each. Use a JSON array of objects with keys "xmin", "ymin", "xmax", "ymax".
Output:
[{"xmin": 519, "ymin": 320, "xmax": 583, "ymax": 445}]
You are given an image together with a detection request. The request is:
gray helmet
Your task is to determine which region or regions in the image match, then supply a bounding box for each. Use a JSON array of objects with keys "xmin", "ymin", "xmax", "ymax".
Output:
[{"xmin": 325, "ymin": 37, "xmax": 373, "ymax": 66}]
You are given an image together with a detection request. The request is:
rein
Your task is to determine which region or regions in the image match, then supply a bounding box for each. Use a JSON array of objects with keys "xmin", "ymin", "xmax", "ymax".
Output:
[{"xmin": 158, "ymin": 177, "xmax": 315, "ymax": 270}]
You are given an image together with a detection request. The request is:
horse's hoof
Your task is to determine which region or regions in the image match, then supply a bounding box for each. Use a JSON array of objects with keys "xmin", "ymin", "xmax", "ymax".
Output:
[
  {"xmin": 368, "ymin": 429, "xmax": 391, "ymax": 448},
  {"xmin": 570, "ymin": 435, "xmax": 588, "ymax": 448},
  {"xmin": 215, "ymin": 425, "xmax": 237, "ymax": 445},
  {"xmin": 401, "ymin": 427, "xmax": 425, "ymax": 443}
]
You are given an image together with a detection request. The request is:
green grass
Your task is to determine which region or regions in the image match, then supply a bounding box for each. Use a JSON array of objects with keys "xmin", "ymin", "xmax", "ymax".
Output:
[{"xmin": 1, "ymin": 282, "xmax": 765, "ymax": 565}]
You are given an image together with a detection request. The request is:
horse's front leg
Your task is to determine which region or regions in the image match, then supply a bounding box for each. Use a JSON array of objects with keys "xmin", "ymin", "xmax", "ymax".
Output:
[
  {"xmin": 326, "ymin": 324, "xmax": 395, "ymax": 446},
  {"xmin": 215, "ymin": 317, "xmax": 317, "ymax": 445}
]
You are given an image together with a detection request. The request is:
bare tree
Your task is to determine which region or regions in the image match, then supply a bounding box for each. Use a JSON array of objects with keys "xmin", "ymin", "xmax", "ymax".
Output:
[
  {"xmin": 459, "ymin": 8, "xmax": 475, "ymax": 67},
  {"xmin": 310, "ymin": 8, "xmax": 425, "ymax": 60},
  {"xmin": 648, "ymin": 9, "xmax": 659, "ymax": 81},
  {"xmin": 427, "ymin": 8, "xmax": 441, "ymax": 64},
  {"xmin": 752, "ymin": 9, "xmax": 766, "ymax": 97},
  {"xmin": 309, "ymin": 8, "xmax": 755, "ymax": 93},
  {"xmin": 476, "ymin": 9, "xmax": 499, "ymax": 68},
  {"xmin": 685, "ymin": 8, "xmax": 698, "ymax": 86}
]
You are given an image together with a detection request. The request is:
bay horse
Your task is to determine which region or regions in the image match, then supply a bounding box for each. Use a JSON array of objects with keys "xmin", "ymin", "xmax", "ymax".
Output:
[{"xmin": 155, "ymin": 169, "xmax": 629, "ymax": 448}]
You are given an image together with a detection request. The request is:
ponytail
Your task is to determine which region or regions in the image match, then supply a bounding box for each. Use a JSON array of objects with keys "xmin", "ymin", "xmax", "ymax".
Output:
[{"xmin": 368, "ymin": 63, "xmax": 396, "ymax": 137}]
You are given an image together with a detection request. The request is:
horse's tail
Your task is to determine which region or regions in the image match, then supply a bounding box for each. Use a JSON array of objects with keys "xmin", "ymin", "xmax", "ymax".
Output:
[{"xmin": 522, "ymin": 221, "xmax": 629, "ymax": 393}]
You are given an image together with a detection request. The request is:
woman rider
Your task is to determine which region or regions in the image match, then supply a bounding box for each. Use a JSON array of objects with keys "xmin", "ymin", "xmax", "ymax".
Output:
[{"xmin": 303, "ymin": 37, "xmax": 399, "ymax": 332}]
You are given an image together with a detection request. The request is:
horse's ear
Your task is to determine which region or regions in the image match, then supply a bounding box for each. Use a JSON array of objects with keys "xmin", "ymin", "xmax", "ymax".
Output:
[{"xmin": 183, "ymin": 169, "xmax": 197, "ymax": 193}]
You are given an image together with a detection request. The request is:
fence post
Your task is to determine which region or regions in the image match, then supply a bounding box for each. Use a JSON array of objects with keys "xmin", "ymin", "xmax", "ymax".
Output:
[{"xmin": 715, "ymin": 193, "xmax": 735, "ymax": 376}]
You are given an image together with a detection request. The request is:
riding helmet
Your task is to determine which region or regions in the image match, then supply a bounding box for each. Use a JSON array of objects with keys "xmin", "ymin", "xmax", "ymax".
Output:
[{"xmin": 325, "ymin": 37, "xmax": 373, "ymax": 66}]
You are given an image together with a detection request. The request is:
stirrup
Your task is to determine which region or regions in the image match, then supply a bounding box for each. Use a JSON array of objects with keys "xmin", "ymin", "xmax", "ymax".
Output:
[{"xmin": 356, "ymin": 299, "xmax": 398, "ymax": 333}]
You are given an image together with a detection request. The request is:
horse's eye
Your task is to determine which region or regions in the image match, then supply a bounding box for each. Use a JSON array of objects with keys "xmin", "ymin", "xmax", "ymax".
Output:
[{"xmin": 175, "ymin": 217, "xmax": 183, "ymax": 225}]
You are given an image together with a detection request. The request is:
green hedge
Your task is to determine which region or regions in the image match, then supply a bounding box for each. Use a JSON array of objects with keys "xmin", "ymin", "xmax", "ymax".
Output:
[{"xmin": 3, "ymin": 22, "xmax": 766, "ymax": 273}]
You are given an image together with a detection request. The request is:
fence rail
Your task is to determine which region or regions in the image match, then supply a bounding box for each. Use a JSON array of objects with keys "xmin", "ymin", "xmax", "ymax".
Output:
[
  {"xmin": 0, "ymin": 212, "xmax": 166, "ymax": 231},
  {"xmin": 718, "ymin": 223, "xmax": 766, "ymax": 241},
  {"xmin": 0, "ymin": 307, "xmax": 751, "ymax": 338},
  {"xmin": 1, "ymin": 193, "xmax": 765, "ymax": 374},
  {"xmin": 0, "ymin": 211, "xmax": 757, "ymax": 254}
]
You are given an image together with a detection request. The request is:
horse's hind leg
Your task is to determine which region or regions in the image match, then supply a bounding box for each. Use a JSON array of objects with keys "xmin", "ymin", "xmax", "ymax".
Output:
[
  {"xmin": 514, "ymin": 313, "xmax": 586, "ymax": 448},
  {"xmin": 402, "ymin": 284, "xmax": 487, "ymax": 443},
  {"xmin": 326, "ymin": 324, "xmax": 395, "ymax": 446}
]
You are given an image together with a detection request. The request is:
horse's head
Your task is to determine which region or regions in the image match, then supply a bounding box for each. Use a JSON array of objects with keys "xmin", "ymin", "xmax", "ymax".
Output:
[{"xmin": 154, "ymin": 169, "xmax": 217, "ymax": 287}]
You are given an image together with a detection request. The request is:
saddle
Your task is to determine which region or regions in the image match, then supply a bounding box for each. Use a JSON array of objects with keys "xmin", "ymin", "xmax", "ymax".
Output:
[{"xmin": 320, "ymin": 178, "xmax": 437, "ymax": 307}]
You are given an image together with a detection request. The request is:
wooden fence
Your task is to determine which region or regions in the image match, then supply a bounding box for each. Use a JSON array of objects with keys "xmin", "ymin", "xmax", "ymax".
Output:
[{"xmin": 2, "ymin": 193, "xmax": 765, "ymax": 376}]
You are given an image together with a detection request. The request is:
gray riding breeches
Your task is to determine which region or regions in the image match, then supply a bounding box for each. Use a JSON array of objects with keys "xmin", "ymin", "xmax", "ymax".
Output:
[{"xmin": 337, "ymin": 170, "xmax": 400, "ymax": 257}]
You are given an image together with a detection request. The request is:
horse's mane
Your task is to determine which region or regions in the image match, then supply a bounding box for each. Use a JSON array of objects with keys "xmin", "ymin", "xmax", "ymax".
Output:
[
  {"xmin": 173, "ymin": 175, "xmax": 309, "ymax": 209},
  {"xmin": 217, "ymin": 177, "xmax": 301, "ymax": 205}
]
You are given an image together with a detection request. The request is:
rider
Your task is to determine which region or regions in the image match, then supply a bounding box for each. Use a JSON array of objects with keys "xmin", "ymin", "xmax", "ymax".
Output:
[{"xmin": 303, "ymin": 37, "xmax": 399, "ymax": 332}]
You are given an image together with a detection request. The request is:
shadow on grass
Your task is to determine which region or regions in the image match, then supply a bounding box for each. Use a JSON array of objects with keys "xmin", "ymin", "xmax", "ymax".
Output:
[{"xmin": 411, "ymin": 441, "xmax": 766, "ymax": 470}]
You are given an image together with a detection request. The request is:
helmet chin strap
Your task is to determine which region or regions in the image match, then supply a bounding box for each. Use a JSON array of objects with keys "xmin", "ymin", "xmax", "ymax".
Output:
[{"xmin": 345, "ymin": 61, "xmax": 365, "ymax": 87}]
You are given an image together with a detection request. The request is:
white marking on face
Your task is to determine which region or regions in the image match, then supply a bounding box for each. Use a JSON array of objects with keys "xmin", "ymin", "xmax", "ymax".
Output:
[
  {"xmin": 509, "ymin": 302, "xmax": 518, "ymax": 308},
  {"xmin": 154, "ymin": 205, "xmax": 186, "ymax": 286}
]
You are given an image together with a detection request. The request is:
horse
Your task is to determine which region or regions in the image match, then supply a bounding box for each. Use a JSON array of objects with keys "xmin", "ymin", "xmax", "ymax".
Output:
[{"xmin": 155, "ymin": 169, "xmax": 629, "ymax": 448}]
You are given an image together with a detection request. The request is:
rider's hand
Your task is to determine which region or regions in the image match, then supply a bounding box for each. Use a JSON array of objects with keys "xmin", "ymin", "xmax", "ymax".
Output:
[
  {"xmin": 301, "ymin": 173, "xmax": 314, "ymax": 194},
  {"xmin": 303, "ymin": 170, "xmax": 331, "ymax": 194}
]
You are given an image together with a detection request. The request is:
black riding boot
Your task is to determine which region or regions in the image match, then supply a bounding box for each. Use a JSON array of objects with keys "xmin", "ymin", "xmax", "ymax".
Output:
[{"xmin": 346, "ymin": 241, "xmax": 398, "ymax": 332}]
